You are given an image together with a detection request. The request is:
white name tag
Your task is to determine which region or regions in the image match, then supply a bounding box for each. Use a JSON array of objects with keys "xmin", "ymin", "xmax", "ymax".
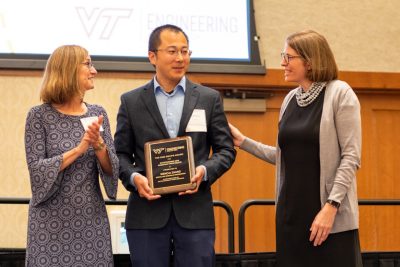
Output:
[
  {"xmin": 186, "ymin": 109, "xmax": 207, "ymax": 132},
  {"xmin": 80, "ymin": 116, "xmax": 104, "ymax": 131}
]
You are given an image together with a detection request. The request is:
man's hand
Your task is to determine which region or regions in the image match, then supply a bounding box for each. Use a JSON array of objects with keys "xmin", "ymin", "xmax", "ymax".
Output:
[
  {"xmin": 179, "ymin": 166, "xmax": 205, "ymax": 195},
  {"xmin": 133, "ymin": 174, "xmax": 161, "ymax": 200}
]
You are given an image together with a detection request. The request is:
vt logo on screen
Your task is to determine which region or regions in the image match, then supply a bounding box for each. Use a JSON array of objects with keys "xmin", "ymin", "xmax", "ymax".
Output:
[{"xmin": 76, "ymin": 7, "xmax": 133, "ymax": 39}]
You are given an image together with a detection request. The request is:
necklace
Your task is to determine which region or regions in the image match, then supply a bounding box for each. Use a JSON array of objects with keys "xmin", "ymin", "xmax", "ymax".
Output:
[{"xmin": 295, "ymin": 82, "xmax": 327, "ymax": 107}]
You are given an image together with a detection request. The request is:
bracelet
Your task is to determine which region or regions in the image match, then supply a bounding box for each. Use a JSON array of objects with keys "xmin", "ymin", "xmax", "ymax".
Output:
[
  {"xmin": 93, "ymin": 140, "xmax": 106, "ymax": 151},
  {"xmin": 326, "ymin": 199, "xmax": 340, "ymax": 209}
]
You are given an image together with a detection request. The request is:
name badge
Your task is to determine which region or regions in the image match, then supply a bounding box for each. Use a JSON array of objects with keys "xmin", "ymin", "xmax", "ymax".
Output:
[
  {"xmin": 80, "ymin": 116, "xmax": 104, "ymax": 131},
  {"xmin": 186, "ymin": 109, "xmax": 207, "ymax": 132}
]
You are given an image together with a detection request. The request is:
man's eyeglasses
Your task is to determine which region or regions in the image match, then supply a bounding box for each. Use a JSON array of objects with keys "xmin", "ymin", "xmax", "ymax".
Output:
[
  {"xmin": 154, "ymin": 48, "xmax": 192, "ymax": 57},
  {"xmin": 81, "ymin": 61, "xmax": 95, "ymax": 69},
  {"xmin": 280, "ymin": 52, "xmax": 302, "ymax": 63}
]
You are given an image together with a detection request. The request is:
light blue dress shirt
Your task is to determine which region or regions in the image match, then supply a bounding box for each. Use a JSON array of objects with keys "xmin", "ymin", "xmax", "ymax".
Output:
[{"xmin": 154, "ymin": 77, "xmax": 185, "ymax": 138}]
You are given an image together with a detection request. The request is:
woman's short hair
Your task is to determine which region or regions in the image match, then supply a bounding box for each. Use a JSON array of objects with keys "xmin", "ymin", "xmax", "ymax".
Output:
[
  {"xmin": 40, "ymin": 45, "xmax": 88, "ymax": 104},
  {"xmin": 286, "ymin": 30, "xmax": 338, "ymax": 82}
]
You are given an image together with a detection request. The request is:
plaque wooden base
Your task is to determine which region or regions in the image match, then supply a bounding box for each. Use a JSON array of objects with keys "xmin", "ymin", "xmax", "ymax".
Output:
[{"xmin": 144, "ymin": 136, "xmax": 196, "ymax": 194}]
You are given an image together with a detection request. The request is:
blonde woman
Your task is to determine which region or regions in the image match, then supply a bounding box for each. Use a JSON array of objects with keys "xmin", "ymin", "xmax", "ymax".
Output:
[{"xmin": 24, "ymin": 45, "xmax": 118, "ymax": 266}]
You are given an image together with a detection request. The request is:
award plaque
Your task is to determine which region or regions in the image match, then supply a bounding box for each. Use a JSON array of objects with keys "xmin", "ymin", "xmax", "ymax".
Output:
[{"xmin": 144, "ymin": 136, "xmax": 196, "ymax": 195}]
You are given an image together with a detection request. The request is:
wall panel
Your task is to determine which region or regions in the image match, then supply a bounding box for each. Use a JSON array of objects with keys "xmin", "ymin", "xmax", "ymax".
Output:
[{"xmin": 0, "ymin": 70, "xmax": 399, "ymax": 253}]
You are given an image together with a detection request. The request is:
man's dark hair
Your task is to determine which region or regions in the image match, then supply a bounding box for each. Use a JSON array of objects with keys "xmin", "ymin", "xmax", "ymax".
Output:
[{"xmin": 148, "ymin": 24, "xmax": 189, "ymax": 51}]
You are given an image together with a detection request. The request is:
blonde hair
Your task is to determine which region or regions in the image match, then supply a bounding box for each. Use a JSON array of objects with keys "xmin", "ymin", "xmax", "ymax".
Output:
[
  {"xmin": 40, "ymin": 45, "xmax": 88, "ymax": 104},
  {"xmin": 286, "ymin": 30, "xmax": 338, "ymax": 82}
]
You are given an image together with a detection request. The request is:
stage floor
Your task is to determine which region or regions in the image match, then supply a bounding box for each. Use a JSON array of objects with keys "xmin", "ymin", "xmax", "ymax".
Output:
[{"xmin": 1, "ymin": 249, "xmax": 399, "ymax": 266}]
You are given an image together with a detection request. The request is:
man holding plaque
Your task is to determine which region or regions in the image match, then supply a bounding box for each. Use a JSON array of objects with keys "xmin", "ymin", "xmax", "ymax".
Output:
[{"xmin": 114, "ymin": 24, "xmax": 236, "ymax": 267}]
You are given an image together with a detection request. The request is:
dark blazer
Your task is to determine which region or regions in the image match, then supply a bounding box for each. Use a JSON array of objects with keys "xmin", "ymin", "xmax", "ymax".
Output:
[{"xmin": 114, "ymin": 78, "xmax": 236, "ymax": 230}]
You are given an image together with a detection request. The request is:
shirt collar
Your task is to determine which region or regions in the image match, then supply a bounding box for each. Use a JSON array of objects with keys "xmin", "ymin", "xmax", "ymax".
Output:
[{"xmin": 153, "ymin": 76, "xmax": 186, "ymax": 94}]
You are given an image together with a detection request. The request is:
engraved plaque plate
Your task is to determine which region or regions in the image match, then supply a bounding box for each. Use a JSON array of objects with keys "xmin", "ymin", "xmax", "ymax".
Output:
[{"xmin": 144, "ymin": 136, "xmax": 196, "ymax": 194}]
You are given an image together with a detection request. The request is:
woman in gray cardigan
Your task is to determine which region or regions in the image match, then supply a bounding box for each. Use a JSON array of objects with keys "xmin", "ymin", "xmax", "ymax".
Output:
[{"xmin": 230, "ymin": 30, "xmax": 363, "ymax": 267}]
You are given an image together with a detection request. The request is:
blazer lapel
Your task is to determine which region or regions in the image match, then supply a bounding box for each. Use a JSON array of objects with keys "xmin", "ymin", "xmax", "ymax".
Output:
[
  {"xmin": 178, "ymin": 80, "xmax": 199, "ymax": 136},
  {"xmin": 141, "ymin": 82, "xmax": 170, "ymax": 138}
]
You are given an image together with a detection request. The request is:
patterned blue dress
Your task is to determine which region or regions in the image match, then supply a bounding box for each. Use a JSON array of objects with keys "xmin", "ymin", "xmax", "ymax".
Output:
[{"xmin": 24, "ymin": 103, "xmax": 119, "ymax": 267}]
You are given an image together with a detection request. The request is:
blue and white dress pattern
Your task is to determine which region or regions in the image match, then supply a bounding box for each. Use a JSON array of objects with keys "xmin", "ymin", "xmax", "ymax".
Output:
[{"xmin": 24, "ymin": 103, "xmax": 118, "ymax": 267}]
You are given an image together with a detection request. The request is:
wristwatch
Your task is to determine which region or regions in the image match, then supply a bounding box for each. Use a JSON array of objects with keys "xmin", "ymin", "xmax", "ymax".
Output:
[{"xmin": 326, "ymin": 199, "xmax": 340, "ymax": 209}]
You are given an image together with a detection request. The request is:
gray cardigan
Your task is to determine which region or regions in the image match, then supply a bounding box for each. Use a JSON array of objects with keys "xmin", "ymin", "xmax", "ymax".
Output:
[{"xmin": 240, "ymin": 80, "xmax": 361, "ymax": 233}]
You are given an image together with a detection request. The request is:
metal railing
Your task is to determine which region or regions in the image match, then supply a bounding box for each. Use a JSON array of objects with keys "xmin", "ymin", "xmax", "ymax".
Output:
[
  {"xmin": 3, "ymin": 197, "xmax": 400, "ymax": 254},
  {"xmin": 237, "ymin": 199, "xmax": 400, "ymax": 253},
  {"xmin": 0, "ymin": 197, "xmax": 235, "ymax": 253},
  {"xmin": 213, "ymin": 200, "xmax": 235, "ymax": 253}
]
